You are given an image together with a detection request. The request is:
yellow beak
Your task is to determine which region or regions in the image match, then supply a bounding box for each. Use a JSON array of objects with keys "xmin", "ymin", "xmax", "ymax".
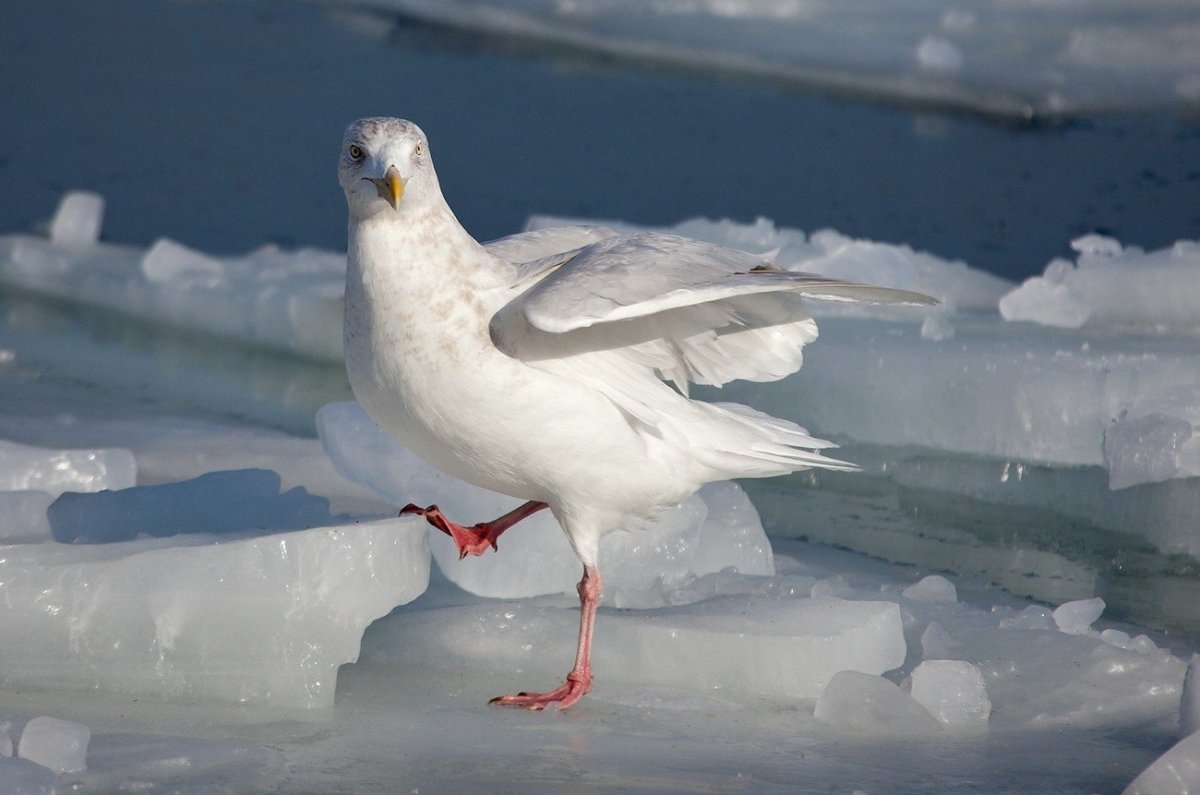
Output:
[{"xmin": 367, "ymin": 166, "xmax": 405, "ymax": 210}]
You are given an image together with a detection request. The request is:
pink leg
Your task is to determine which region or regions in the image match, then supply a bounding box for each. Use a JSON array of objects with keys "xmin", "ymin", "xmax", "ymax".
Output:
[
  {"xmin": 490, "ymin": 565, "xmax": 602, "ymax": 711},
  {"xmin": 401, "ymin": 500, "xmax": 548, "ymax": 559}
]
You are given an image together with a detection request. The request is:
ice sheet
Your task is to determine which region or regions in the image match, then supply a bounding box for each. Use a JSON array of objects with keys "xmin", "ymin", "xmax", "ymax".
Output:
[
  {"xmin": 369, "ymin": 594, "xmax": 906, "ymax": 702},
  {"xmin": 0, "ymin": 194, "xmax": 346, "ymax": 362},
  {"xmin": 0, "ymin": 198, "xmax": 1197, "ymax": 790},
  {"xmin": 341, "ymin": 0, "xmax": 1200, "ymax": 118}
]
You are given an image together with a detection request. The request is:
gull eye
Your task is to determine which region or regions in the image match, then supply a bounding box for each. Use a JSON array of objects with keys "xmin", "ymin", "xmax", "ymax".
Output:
[
  {"xmin": 414, "ymin": 143, "xmax": 423, "ymax": 158},
  {"xmin": 348, "ymin": 144, "xmax": 364, "ymax": 160}
]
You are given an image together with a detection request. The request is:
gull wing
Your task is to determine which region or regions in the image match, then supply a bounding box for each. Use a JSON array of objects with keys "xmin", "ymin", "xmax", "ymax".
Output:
[
  {"xmin": 512, "ymin": 231, "xmax": 934, "ymax": 334},
  {"xmin": 484, "ymin": 224, "xmax": 620, "ymax": 283},
  {"xmin": 490, "ymin": 231, "xmax": 935, "ymax": 396}
]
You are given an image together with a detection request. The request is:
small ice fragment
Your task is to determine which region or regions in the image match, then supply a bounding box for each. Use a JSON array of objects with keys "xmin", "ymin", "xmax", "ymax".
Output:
[
  {"xmin": 141, "ymin": 238, "xmax": 226, "ymax": 287},
  {"xmin": 1130, "ymin": 635, "xmax": 1159, "ymax": 654},
  {"xmin": 999, "ymin": 605, "xmax": 1054, "ymax": 631},
  {"xmin": 940, "ymin": 9, "xmax": 975, "ymax": 33},
  {"xmin": 902, "ymin": 574, "xmax": 957, "ymax": 604},
  {"xmin": 920, "ymin": 314, "xmax": 955, "ymax": 341},
  {"xmin": 1182, "ymin": 655, "xmax": 1200, "ymax": 737},
  {"xmin": 814, "ymin": 671, "xmax": 939, "ymax": 734},
  {"xmin": 998, "ymin": 276, "xmax": 1092, "ymax": 328},
  {"xmin": 18, "ymin": 716, "xmax": 89, "ymax": 774},
  {"xmin": 811, "ymin": 575, "xmax": 856, "ymax": 599},
  {"xmin": 1124, "ymin": 731, "xmax": 1200, "ymax": 794},
  {"xmin": 49, "ymin": 191, "xmax": 105, "ymax": 246},
  {"xmin": 1053, "ymin": 597, "xmax": 1105, "ymax": 635},
  {"xmin": 1071, "ymin": 234, "xmax": 1123, "ymax": 257},
  {"xmin": 910, "ymin": 660, "xmax": 991, "ymax": 726},
  {"xmin": 916, "ymin": 35, "xmax": 964, "ymax": 74},
  {"xmin": 1101, "ymin": 629, "xmax": 1132, "ymax": 649},
  {"xmin": 920, "ymin": 621, "xmax": 959, "ymax": 659},
  {"xmin": 1104, "ymin": 413, "xmax": 1194, "ymax": 490}
]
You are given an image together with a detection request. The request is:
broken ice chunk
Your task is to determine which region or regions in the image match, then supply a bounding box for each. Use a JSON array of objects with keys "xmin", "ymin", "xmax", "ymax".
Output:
[
  {"xmin": 1104, "ymin": 413, "xmax": 1193, "ymax": 490},
  {"xmin": 1104, "ymin": 386, "xmax": 1200, "ymax": 489},
  {"xmin": 915, "ymin": 35, "xmax": 964, "ymax": 74},
  {"xmin": 48, "ymin": 191, "xmax": 104, "ymax": 247},
  {"xmin": 0, "ymin": 492, "xmax": 54, "ymax": 543},
  {"xmin": 0, "ymin": 439, "xmax": 135, "ymax": 497},
  {"xmin": 910, "ymin": 660, "xmax": 990, "ymax": 726},
  {"xmin": 902, "ymin": 574, "xmax": 957, "ymax": 603},
  {"xmin": 17, "ymin": 716, "xmax": 89, "ymax": 774},
  {"xmin": 371, "ymin": 596, "xmax": 905, "ymax": 702},
  {"xmin": 919, "ymin": 621, "xmax": 960, "ymax": 660},
  {"xmin": 141, "ymin": 238, "xmax": 226, "ymax": 288},
  {"xmin": 1053, "ymin": 597, "xmax": 1105, "ymax": 635},
  {"xmin": 919, "ymin": 314, "xmax": 955, "ymax": 341},
  {"xmin": 1000, "ymin": 236, "xmax": 1200, "ymax": 333},
  {"xmin": 998, "ymin": 272, "xmax": 1093, "ymax": 328},
  {"xmin": 814, "ymin": 671, "xmax": 938, "ymax": 733},
  {"xmin": 0, "ymin": 518, "xmax": 429, "ymax": 708}
]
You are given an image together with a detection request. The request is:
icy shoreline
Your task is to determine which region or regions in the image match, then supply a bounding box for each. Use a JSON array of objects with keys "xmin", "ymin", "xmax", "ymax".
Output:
[
  {"xmin": 1, "ymin": 196, "xmax": 1199, "ymax": 790},
  {"xmin": 339, "ymin": 0, "xmax": 1200, "ymax": 119}
]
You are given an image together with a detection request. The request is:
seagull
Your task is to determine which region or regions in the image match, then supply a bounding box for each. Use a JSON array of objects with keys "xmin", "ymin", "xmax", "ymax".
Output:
[{"xmin": 338, "ymin": 117, "xmax": 934, "ymax": 710}]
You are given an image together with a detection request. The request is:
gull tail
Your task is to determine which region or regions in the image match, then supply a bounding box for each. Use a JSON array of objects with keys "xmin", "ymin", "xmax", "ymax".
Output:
[{"xmin": 690, "ymin": 401, "xmax": 858, "ymax": 480}]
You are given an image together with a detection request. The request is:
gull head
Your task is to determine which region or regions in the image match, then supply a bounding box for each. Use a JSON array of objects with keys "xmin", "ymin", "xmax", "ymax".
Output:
[{"xmin": 338, "ymin": 117, "xmax": 436, "ymax": 219}]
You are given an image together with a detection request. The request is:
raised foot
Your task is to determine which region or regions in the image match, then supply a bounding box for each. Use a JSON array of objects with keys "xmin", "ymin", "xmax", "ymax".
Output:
[
  {"xmin": 488, "ymin": 671, "xmax": 592, "ymax": 711},
  {"xmin": 400, "ymin": 500, "xmax": 548, "ymax": 560},
  {"xmin": 400, "ymin": 503, "xmax": 498, "ymax": 559}
]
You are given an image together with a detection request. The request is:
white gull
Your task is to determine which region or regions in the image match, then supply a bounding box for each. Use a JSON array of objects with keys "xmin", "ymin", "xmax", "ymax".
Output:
[{"xmin": 337, "ymin": 117, "xmax": 934, "ymax": 710}]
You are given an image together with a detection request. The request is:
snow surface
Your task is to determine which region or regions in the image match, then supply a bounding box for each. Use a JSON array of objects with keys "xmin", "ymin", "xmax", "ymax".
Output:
[
  {"xmin": 339, "ymin": 0, "xmax": 1200, "ymax": 118},
  {"xmin": 0, "ymin": 196, "xmax": 1197, "ymax": 790}
]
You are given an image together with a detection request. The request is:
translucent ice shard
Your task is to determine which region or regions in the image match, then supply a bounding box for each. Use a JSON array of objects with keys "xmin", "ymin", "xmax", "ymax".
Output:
[{"xmin": 0, "ymin": 518, "xmax": 430, "ymax": 708}]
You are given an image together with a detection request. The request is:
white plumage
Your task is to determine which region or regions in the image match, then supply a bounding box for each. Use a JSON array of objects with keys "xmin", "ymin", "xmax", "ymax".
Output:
[{"xmin": 337, "ymin": 117, "xmax": 934, "ymax": 710}]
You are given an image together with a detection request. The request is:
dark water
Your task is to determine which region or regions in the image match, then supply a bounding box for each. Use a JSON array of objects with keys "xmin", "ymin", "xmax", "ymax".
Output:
[{"xmin": 2, "ymin": 0, "xmax": 1199, "ymax": 280}]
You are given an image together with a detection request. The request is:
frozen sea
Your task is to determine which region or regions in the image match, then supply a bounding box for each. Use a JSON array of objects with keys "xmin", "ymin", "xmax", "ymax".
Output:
[{"xmin": 2, "ymin": 1, "xmax": 1200, "ymax": 793}]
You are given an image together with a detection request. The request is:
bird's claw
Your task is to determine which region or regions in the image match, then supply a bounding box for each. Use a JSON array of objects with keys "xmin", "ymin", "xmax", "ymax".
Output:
[
  {"xmin": 489, "ymin": 671, "xmax": 592, "ymax": 711},
  {"xmin": 400, "ymin": 503, "xmax": 501, "ymax": 559}
]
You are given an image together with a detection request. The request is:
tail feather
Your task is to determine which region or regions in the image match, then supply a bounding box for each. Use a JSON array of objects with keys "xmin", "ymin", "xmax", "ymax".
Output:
[{"xmin": 690, "ymin": 401, "xmax": 858, "ymax": 479}]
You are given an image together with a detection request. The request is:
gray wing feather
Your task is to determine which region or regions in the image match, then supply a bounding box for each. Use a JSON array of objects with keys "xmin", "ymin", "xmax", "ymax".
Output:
[
  {"xmin": 516, "ymin": 232, "xmax": 935, "ymax": 334},
  {"xmin": 490, "ymin": 230, "xmax": 935, "ymax": 394}
]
